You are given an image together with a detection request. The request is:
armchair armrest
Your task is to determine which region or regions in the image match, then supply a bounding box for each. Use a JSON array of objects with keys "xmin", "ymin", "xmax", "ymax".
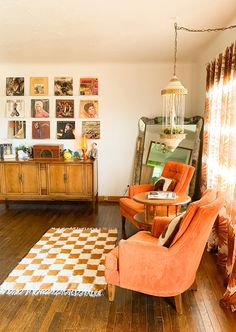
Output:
[
  {"xmin": 128, "ymin": 184, "xmax": 154, "ymax": 198},
  {"xmin": 118, "ymin": 235, "xmax": 169, "ymax": 291}
]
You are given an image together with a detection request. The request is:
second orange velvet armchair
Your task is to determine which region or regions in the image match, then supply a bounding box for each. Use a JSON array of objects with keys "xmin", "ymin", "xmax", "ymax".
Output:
[
  {"xmin": 120, "ymin": 160, "xmax": 195, "ymax": 234},
  {"xmin": 106, "ymin": 189, "xmax": 224, "ymax": 314}
]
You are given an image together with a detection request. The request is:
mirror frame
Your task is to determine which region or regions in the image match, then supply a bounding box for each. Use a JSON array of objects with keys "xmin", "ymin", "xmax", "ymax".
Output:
[{"xmin": 132, "ymin": 116, "xmax": 204, "ymax": 200}]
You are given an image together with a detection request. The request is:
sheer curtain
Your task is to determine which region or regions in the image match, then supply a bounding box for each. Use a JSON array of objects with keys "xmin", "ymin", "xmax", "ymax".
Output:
[{"xmin": 201, "ymin": 42, "xmax": 236, "ymax": 311}]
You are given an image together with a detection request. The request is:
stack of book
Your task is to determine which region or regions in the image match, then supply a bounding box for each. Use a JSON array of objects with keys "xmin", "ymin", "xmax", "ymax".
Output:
[
  {"xmin": 3, "ymin": 154, "xmax": 16, "ymax": 160},
  {"xmin": 147, "ymin": 191, "xmax": 177, "ymax": 200}
]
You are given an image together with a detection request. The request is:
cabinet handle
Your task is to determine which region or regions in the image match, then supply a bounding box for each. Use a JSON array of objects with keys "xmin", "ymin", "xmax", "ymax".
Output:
[
  {"xmin": 18, "ymin": 174, "xmax": 22, "ymax": 183},
  {"xmin": 64, "ymin": 173, "xmax": 67, "ymax": 182}
]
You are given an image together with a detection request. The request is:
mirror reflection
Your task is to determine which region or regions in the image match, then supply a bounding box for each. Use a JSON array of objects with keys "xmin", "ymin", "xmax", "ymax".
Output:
[
  {"xmin": 132, "ymin": 116, "xmax": 203, "ymax": 200},
  {"xmin": 146, "ymin": 141, "xmax": 192, "ymax": 182}
]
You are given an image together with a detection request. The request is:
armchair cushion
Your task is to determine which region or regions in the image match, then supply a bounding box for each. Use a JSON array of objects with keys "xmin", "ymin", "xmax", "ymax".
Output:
[
  {"xmin": 154, "ymin": 176, "xmax": 177, "ymax": 192},
  {"xmin": 157, "ymin": 212, "xmax": 185, "ymax": 247}
]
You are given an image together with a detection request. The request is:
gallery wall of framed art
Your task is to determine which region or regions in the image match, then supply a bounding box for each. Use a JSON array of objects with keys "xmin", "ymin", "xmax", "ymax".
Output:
[
  {"xmin": 0, "ymin": 61, "xmax": 198, "ymax": 197},
  {"xmin": 0, "ymin": 76, "xmax": 100, "ymax": 152}
]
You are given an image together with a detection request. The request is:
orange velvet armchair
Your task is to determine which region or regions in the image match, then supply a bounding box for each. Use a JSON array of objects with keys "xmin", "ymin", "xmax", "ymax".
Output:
[
  {"xmin": 120, "ymin": 161, "xmax": 195, "ymax": 234},
  {"xmin": 105, "ymin": 189, "xmax": 224, "ymax": 314}
]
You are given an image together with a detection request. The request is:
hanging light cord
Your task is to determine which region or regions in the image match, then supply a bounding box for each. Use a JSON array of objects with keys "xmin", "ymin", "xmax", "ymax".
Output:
[
  {"xmin": 173, "ymin": 23, "xmax": 236, "ymax": 76},
  {"xmin": 177, "ymin": 24, "xmax": 236, "ymax": 33}
]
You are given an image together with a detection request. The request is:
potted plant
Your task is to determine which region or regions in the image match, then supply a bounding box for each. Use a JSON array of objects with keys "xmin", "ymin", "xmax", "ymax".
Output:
[{"xmin": 15, "ymin": 145, "xmax": 32, "ymax": 160}]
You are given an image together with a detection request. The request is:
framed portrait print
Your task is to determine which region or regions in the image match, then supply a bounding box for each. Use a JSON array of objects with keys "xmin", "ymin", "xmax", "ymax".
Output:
[
  {"xmin": 31, "ymin": 99, "xmax": 49, "ymax": 118},
  {"xmin": 57, "ymin": 121, "xmax": 75, "ymax": 139},
  {"xmin": 54, "ymin": 77, "xmax": 73, "ymax": 96},
  {"xmin": 56, "ymin": 99, "xmax": 74, "ymax": 118},
  {"xmin": 32, "ymin": 121, "xmax": 50, "ymax": 139},
  {"xmin": 6, "ymin": 77, "xmax": 24, "ymax": 96},
  {"xmin": 6, "ymin": 100, "xmax": 25, "ymax": 118},
  {"xmin": 80, "ymin": 78, "xmax": 98, "ymax": 95},
  {"xmin": 8, "ymin": 120, "xmax": 26, "ymax": 139},
  {"xmin": 30, "ymin": 77, "xmax": 48, "ymax": 96},
  {"xmin": 82, "ymin": 121, "xmax": 100, "ymax": 139},
  {"xmin": 79, "ymin": 100, "xmax": 98, "ymax": 118}
]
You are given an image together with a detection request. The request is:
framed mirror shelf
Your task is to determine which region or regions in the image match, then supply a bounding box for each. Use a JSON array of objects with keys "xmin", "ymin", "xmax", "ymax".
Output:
[{"xmin": 132, "ymin": 116, "xmax": 204, "ymax": 200}]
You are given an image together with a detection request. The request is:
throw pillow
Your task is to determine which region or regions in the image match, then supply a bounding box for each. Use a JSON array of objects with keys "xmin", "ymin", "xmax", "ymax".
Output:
[
  {"xmin": 154, "ymin": 176, "xmax": 176, "ymax": 192},
  {"xmin": 157, "ymin": 212, "xmax": 185, "ymax": 247}
]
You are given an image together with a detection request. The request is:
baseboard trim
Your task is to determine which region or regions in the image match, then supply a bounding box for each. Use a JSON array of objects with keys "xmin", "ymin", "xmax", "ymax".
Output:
[{"xmin": 98, "ymin": 196, "xmax": 121, "ymax": 202}]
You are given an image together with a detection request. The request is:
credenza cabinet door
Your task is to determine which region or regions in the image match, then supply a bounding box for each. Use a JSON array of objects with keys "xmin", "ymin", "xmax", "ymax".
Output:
[
  {"xmin": 4, "ymin": 163, "xmax": 22, "ymax": 194},
  {"xmin": 4, "ymin": 163, "xmax": 40, "ymax": 195},
  {"xmin": 21, "ymin": 164, "xmax": 40, "ymax": 194},
  {"xmin": 66, "ymin": 164, "xmax": 84, "ymax": 195},
  {"xmin": 48, "ymin": 163, "xmax": 94, "ymax": 197},
  {"xmin": 48, "ymin": 164, "xmax": 66, "ymax": 194}
]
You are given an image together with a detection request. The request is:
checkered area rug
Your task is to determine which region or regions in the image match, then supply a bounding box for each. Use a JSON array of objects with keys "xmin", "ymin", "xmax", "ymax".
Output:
[{"xmin": 0, "ymin": 227, "xmax": 117, "ymax": 296}]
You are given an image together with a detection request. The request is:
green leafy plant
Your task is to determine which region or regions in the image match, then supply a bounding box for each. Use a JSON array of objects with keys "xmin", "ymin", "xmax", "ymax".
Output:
[
  {"xmin": 162, "ymin": 127, "xmax": 184, "ymax": 135},
  {"xmin": 15, "ymin": 145, "xmax": 32, "ymax": 158}
]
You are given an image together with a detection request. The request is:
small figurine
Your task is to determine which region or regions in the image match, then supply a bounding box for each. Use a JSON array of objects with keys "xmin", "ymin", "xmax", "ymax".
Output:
[
  {"xmin": 63, "ymin": 149, "xmax": 73, "ymax": 160},
  {"xmin": 88, "ymin": 142, "xmax": 98, "ymax": 159},
  {"xmin": 73, "ymin": 151, "xmax": 80, "ymax": 160}
]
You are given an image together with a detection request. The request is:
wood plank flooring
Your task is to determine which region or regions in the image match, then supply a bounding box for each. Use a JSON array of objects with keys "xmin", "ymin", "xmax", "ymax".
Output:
[{"xmin": 0, "ymin": 201, "xmax": 235, "ymax": 332}]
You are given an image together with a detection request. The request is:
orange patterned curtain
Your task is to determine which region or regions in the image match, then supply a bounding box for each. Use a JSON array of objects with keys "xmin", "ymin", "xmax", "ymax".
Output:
[{"xmin": 201, "ymin": 42, "xmax": 236, "ymax": 311}]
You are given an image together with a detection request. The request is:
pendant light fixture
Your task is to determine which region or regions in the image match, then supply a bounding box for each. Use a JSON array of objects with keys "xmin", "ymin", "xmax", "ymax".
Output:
[
  {"xmin": 160, "ymin": 22, "xmax": 187, "ymax": 152},
  {"xmin": 159, "ymin": 22, "xmax": 236, "ymax": 152}
]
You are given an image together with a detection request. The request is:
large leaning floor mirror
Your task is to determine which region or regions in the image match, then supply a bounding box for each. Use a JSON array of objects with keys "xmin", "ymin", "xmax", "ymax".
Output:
[{"xmin": 132, "ymin": 116, "xmax": 204, "ymax": 200}]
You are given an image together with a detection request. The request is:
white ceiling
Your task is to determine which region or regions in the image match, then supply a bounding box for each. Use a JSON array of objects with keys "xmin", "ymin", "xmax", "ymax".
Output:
[{"xmin": 0, "ymin": 0, "xmax": 235, "ymax": 63}]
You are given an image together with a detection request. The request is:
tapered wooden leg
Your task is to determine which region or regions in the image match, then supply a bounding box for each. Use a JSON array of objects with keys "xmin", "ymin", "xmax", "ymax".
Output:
[
  {"xmin": 107, "ymin": 284, "xmax": 116, "ymax": 301},
  {"xmin": 121, "ymin": 216, "xmax": 127, "ymax": 239},
  {"xmin": 174, "ymin": 294, "xmax": 183, "ymax": 314},
  {"xmin": 191, "ymin": 279, "xmax": 197, "ymax": 291}
]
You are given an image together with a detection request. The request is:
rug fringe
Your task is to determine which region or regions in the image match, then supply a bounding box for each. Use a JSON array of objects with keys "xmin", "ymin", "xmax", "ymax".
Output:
[
  {"xmin": 0, "ymin": 289, "xmax": 105, "ymax": 297},
  {"xmin": 50, "ymin": 227, "xmax": 117, "ymax": 231}
]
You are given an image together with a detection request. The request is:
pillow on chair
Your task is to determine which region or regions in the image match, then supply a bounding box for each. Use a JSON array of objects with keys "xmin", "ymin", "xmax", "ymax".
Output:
[
  {"xmin": 157, "ymin": 212, "xmax": 185, "ymax": 247},
  {"xmin": 154, "ymin": 176, "xmax": 177, "ymax": 192}
]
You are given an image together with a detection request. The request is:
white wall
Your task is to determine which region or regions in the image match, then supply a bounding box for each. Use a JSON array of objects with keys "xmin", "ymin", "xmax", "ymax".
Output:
[
  {"xmin": 195, "ymin": 18, "xmax": 236, "ymax": 112},
  {"xmin": 0, "ymin": 62, "xmax": 197, "ymax": 196}
]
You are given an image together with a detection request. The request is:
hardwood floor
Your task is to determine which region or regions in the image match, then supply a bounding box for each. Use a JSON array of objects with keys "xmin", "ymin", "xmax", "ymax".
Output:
[{"xmin": 0, "ymin": 201, "xmax": 235, "ymax": 332}]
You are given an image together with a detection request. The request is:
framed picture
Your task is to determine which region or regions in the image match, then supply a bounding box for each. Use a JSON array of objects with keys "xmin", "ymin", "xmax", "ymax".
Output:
[
  {"xmin": 80, "ymin": 78, "xmax": 98, "ymax": 95},
  {"xmin": 8, "ymin": 121, "xmax": 26, "ymax": 139},
  {"xmin": 82, "ymin": 121, "xmax": 100, "ymax": 139},
  {"xmin": 32, "ymin": 121, "xmax": 50, "ymax": 139},
  {"xmin": 146, "ymin": 141, "xmax": 192, "ymax": 181},
  {"xmin": 0, "ymin": 143, "xmax": 14, "ymax": 160},
  {"xmin": 30, "ymin": 77, "xmax": 48, "ymax": 96},
  {"xmin": 79, "ymin": 100, "xmax": 98, "ymax": 118},
  {"xmin": 31, "ymin": 99, "xmax": 49, "ymax": 118},
  {"xmin": 56, "ymin": 99, "xmax": 74, "ymax": 118},
  {"xmin": 54, "ymin": 77, "xmax": 73, "ymax": 96},
  {"xmin": 57, "ymin": 121, "xmax": 75, "ymax": 139},
  {"xmin": 6, "ymin": 100, "xmax": 25, "ymax": 117},
  {"xmin": 6, "ymin": 77, "xmax": 24, "ymax": 96}
]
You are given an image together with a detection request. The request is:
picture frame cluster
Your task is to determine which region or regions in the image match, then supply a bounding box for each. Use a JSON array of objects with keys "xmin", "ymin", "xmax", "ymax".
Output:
[{"xmin": 5, "ymin": 76, "xmax": 100, "ymax": 140}]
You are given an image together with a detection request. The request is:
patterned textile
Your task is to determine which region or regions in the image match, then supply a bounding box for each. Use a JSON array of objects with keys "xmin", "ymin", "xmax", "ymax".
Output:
[
  {"xmin": 157, "ymin": 212, "xmax": 185, "ymax": 247},
  {"xmin": 154, "ymin": 176, "xmax": 176, "ymax": 192},
  {"xmin": 202, "ymin": 42, "xmax": 236, "ymax": 311},
  {"xmin": 0, "ymin": 227, "xmax": 117, "ymax": 296}
]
